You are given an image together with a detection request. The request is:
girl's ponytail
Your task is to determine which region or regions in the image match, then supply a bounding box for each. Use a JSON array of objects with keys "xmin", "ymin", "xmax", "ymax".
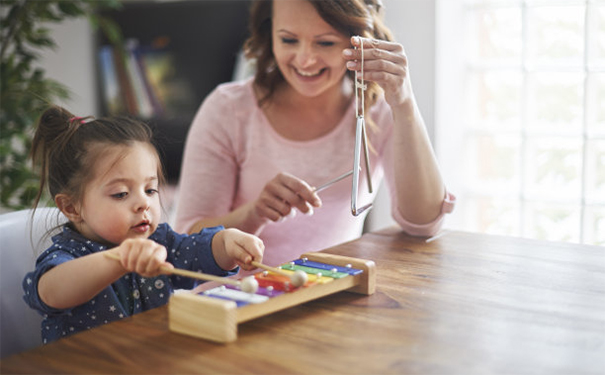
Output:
[{"xmin": 30, "ymin": 106, "xmax": 78, "ymax": 210}]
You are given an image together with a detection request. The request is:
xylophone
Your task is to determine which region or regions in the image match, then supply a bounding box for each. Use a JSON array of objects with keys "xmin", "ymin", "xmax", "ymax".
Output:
[{"xmin": 168, "ymin": 251, "xmax": 376, "ymax": 343}]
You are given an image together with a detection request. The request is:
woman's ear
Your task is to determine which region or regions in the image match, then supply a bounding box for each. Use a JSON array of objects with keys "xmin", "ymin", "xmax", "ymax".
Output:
[{"xmin": 55, "ymin": 194, "xmax": 81, "ymax": 223}]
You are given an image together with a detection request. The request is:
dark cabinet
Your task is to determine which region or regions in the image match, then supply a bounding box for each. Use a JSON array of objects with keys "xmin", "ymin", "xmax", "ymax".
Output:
[{"xmin": 96, "ymin": 0, "xmax": 251, "ymax": 182}]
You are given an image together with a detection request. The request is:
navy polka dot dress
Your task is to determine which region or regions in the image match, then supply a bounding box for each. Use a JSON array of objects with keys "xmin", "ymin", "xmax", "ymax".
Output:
[{"xmin": 23, "ymin": 223, "xmax": 233, "ymax": 344}]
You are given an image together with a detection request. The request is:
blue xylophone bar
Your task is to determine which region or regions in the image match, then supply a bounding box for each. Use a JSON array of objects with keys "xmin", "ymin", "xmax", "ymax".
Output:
[{"xmin": 291, "ymin": 258, "xmax": 363, "ymax": 276}]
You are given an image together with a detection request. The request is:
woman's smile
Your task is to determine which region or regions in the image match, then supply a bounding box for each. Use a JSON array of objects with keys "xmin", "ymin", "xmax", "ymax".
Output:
[{"xmin": 294, "ymin": 67, "xmax": 326, "ymax": 78}]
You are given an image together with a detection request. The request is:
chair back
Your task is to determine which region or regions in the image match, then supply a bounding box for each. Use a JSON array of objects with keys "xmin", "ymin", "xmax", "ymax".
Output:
[{"xmin": 0, "ymin": 207, "xmax": 64, "ymax": 358}]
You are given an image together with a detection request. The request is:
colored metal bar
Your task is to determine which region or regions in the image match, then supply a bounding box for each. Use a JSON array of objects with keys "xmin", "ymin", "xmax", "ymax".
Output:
[
  {"xmin": 292, "ymin": 259, "xmax": 364, "ymax": 276},
  {"xmin": 280, "ymin": 263, "xmax": 349, "ymax": 279}
]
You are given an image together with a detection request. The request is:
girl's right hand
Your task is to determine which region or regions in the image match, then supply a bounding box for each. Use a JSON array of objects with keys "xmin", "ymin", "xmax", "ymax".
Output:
[
  {"xmin": 253, "ymin": 172, "xmax": 322, "ymax": 223},
  {"xmin": 112, "ymin": 238, "xmax": 174, "ymax": 277}
]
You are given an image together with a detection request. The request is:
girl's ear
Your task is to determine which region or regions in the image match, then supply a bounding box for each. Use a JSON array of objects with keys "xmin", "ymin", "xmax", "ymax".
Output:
[{"xmin": 55, "ymin": 194, "xmax": 81, "ymax": 223}]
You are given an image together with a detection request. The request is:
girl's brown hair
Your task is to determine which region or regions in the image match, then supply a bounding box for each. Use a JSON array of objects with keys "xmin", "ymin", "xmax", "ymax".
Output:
[
  {"xmin": 30, "ymin": 106, "xmax": 165, "ymax": 212},
  {"xmin": 243, "ymin": 0, "xmax": 393, "ymax": 120}
]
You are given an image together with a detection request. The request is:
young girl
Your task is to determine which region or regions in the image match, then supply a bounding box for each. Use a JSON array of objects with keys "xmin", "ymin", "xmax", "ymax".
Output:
[{"xmin": 22, "ymin": 106, "xmax": 264, "ymax": 344}]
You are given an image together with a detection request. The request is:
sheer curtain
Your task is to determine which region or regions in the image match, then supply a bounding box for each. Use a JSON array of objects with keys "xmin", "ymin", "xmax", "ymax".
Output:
[{"xmin": 436, "ymin": 0, "xmax": 605, "ymax": 245}]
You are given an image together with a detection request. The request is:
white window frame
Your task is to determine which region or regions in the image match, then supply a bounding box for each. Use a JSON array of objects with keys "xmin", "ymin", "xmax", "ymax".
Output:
[{"xmin": 436, "ymin": 0, "xmax": 604, "ymax": 245}]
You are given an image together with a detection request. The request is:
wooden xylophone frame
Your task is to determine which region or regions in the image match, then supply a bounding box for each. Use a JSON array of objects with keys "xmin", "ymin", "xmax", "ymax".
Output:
[{"xmin": 168, "ymin": 251, "xmax": 376, "ymax": 343}]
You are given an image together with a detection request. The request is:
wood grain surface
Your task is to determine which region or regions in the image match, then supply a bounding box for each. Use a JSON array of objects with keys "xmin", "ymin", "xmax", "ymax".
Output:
[{"xmin": 2, "ymin": 229, "xmax": 604, "ymax": 374}]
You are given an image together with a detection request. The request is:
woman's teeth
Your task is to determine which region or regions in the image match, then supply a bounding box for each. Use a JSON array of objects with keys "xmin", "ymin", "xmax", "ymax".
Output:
[{"xmin": 297, "ymin": 69, "xmax": 322, "ymax": 77}]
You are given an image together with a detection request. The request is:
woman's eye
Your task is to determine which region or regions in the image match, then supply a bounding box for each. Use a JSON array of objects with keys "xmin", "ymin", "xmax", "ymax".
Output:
[
  {"xmin": 318, "ymin": 41, "xmax": 335, "ymax": 47},
  {"xmin": 281, "ymin": 37, "xmax": 297, "ymax": 44},
  {"xmin": 146, "ymin": 188, "xmax": 159, "ymax": 196},
  {"xmin": 111, "ymin": 192, "xmax": 127, "ymax": 199}
]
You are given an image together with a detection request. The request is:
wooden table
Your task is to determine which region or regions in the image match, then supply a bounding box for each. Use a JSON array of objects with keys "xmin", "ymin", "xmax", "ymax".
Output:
[{"xmin": 2, "ymin": 228, "xmax": 604, "ymax": 374}]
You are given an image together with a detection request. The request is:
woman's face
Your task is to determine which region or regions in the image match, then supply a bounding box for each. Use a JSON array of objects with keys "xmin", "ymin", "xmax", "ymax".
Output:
[{"xmin": 271, "ymin": 0, "xmax": 350, "ymax": 98}]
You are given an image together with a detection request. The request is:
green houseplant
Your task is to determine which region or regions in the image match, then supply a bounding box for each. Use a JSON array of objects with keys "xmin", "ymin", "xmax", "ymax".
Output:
[{"xmin": 0, "ymin": 0, "xmax": 122, "ymax": 210}]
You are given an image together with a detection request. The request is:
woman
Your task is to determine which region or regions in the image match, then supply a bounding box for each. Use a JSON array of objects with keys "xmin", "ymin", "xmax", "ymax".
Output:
[{"xmin": 175, "ymin": 0, "xmax": 454, "ymax": 267}]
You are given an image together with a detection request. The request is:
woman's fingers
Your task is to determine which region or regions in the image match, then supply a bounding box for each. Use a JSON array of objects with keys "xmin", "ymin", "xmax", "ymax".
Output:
[
  {"xmin": 351, "ymin": 35, "xmax": 402, "ymax": 52},
  {"xmin": 344, "ymin": 36, "xmax": 412, "ymax": 106},
  {"xmin": 256, "ymin": 173, "xmax": 321, "ymax": 222},
  {"xmin": 275, "ymin": 173, "xmax": 321, "ymax": 207}
]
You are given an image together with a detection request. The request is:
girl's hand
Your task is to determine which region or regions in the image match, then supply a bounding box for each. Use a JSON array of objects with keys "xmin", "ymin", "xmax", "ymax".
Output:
[
  {"xmin": 214, "ymin": 228, "xmax": 265, "ymax": 271},
  {"xmin": 343, "ymin": 36, "xmax": 413, "ymax": 109},
  {"xmin": 253, "ymin": 172, "xmax": 322, "ymax": 223},
  {"xmin": 112, "ymin": 238, "xmax": 174, "ymax": 277}
]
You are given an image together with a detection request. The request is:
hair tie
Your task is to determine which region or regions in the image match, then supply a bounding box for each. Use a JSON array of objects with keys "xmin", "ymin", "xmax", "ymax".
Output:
[{"xmin": 69, "ymin": 116, "xmax": 85, "ymax": 124}]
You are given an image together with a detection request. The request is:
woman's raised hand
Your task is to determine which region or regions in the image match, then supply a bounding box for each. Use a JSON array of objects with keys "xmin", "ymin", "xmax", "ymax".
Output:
[
  {"xmin": 343, "ymin": 36, "xmax": 414, "ymax": 109},
  {"xmin": 253, "ymin": 172, "xmax": 322, "ymax": 223}
]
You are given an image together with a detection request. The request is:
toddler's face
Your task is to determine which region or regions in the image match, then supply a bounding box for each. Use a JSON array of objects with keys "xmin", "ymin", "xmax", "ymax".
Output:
[{"xmin": 75, "ymin": 142, "xmax": 162, "ymax": 246}]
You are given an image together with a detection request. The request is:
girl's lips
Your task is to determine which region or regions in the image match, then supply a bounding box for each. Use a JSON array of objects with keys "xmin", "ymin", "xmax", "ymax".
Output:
[{"xmin": 132, "ymin": 221, "xmax": 151, "ymax": 233}]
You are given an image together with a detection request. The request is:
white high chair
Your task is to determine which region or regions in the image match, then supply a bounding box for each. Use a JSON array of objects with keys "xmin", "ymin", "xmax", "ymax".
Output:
[{"xmin": 0, "ymin": 207, "xmax": 63, "ymax": 358}]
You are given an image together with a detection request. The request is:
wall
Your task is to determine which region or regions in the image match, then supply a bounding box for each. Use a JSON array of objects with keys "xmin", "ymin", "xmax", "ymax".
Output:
[
  {"xmin": 40, "ymin": 17, "xmax": 98, "ymax": 117},
  {"xmin": 383, "ymin": 0, "xmax": 436, "ymax": 142},
  {"xmin": 434, "ymin": 0, "xmax": 465, "ymax": 229},
  {"xmin": 39, "ymin": 0, "xmax": 438, "ymax": 232},
  {"xmin": 365, "ymin": 0, "xmax": 437, "ymax": 232}
]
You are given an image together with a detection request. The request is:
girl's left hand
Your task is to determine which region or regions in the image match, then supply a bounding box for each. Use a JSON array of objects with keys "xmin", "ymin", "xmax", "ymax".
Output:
[
  {"xmin": 220, "ymin": 228, "xmax": 265, "ymax": 271},
  {"xmin": 343, "ymin": 36, "xmax": 413, "ymax": 109}
]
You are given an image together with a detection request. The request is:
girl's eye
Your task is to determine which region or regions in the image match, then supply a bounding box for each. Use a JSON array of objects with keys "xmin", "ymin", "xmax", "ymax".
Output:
[
  {"xmin": 111, "ymin": 192, "xmax": 127, "ymax": 199},
  {"xmin": 281, "ymin": 37, "xmax": 297, "ymax": 44},
  {"xmin": 146, "ymin": 188, "xmax": 159, "ymax": 196}
]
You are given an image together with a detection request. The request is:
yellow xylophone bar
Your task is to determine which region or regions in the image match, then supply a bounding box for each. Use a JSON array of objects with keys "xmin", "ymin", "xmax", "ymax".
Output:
[{"xmin": 168, "ymin": 252, "xmax": 376, "ymax": 343}]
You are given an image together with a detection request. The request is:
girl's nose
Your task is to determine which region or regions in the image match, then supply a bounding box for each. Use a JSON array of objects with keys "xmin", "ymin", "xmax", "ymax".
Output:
[{"xmin": 135, "ymin": 193, "xmax": 150, "ymax": 212}]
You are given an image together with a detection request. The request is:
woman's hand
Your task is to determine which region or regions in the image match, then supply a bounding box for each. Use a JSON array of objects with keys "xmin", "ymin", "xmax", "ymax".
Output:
[
  {"xmin": 112, "ymin": 238, "xmax": 174, "ymax": 277},
  {"xmin": 252, "ymin": 172, "xmax": 322, "ymax": 223},
  {"xmin": 344, "ymin": 37, "xmax": 446, "ymax": 226},
  {"xmin": 185, "ymin": 172, "xmax": 321, "ymax": 237},
  {"xmin": 343, "ymin": 36, "xmax": 413, "ymax": 109}
]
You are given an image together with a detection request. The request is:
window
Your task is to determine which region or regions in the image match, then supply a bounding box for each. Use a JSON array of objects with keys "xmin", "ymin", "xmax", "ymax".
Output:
[{"xmin": 437, "ymin": 0, "xmax": 605, "ymax": 245}]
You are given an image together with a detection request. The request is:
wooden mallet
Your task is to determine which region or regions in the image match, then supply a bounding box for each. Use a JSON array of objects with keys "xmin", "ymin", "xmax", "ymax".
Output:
[
  {"xmin": 103, "ymin": 251, "xmax": 259, "ymax": 294},
  {"xmin": 251, "ymin": 261, "xmax": 308, "ymax": 287}
]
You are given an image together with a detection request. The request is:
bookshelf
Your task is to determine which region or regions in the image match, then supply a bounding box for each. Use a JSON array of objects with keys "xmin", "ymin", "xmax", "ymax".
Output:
[{"xmin": 96, "ymin": 0, "xmax": 252, "ymax": 183}]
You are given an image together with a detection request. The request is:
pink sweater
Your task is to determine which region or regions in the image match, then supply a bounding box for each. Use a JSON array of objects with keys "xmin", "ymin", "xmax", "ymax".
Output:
[{"xmin": 175, "ymin": 78, "xmax": 454, "ymax": 267}]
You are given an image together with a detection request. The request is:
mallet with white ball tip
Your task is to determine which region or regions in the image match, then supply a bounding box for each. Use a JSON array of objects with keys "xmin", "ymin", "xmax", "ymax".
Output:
[
  {"xmin": 251, "ymin": 261, "xmax": 308, "ymax": 287},
  {"xmin": 103, "ymin": 251, "xmax": 259, "ymax": 294}
]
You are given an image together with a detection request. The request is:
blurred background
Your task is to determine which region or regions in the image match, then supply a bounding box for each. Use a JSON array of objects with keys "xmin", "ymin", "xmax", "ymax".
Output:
[{"xmin": 9, "ymin": 0, "xmax": 605, "ymax": 246}]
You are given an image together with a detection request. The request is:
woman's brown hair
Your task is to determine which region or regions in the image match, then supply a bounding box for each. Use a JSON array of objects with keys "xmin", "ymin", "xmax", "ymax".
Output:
[{"xmin": 243, "ymin": 0, "xmax": 394, "ymax": 120}]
